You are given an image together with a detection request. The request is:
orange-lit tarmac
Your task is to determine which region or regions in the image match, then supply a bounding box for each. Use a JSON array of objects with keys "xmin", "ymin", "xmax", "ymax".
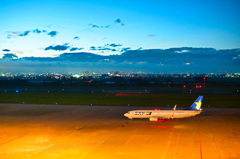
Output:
[{"xmin": 0, "ymin": 103, "xmax": 240, "ymax": 159}]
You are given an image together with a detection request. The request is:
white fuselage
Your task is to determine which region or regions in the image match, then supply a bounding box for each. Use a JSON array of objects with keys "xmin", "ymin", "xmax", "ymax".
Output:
[{"xmin": 124, "ymin": 109, "xmax": 201, "ymax": 119}]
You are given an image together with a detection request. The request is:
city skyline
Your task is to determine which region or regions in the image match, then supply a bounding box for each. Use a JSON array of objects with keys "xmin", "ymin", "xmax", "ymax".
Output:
[{"xmin": 0, "ymin": 0, "xmax": 240, "ymax": 73}]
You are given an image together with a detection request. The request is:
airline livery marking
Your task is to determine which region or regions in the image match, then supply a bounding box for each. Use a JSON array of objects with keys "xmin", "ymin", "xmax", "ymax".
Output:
[
  {"xmin": 195, "ymin": 100, "xmax": 202, "ymax": 110},
  {"xmin": 135, "ymin": 111, "xmax": 152, "ymax": 115}
]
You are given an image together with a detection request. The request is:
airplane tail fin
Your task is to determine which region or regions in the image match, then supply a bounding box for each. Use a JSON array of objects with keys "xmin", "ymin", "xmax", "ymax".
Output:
[
  {"xmin": 173, "ymin": 105, "xmax": 177, "ymax": 110},
  {"xmin": 185, "ymin": 96, "xmax": 203, "ymax": 110}
]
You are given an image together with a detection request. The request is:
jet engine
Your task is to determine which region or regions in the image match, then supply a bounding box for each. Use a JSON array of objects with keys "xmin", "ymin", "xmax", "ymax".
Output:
[{"xmin": 149, "ymin": 117, "xmax": 158, "ymax": 121}]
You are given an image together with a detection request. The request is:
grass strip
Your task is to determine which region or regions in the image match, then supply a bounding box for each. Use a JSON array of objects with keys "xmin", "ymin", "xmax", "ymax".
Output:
[{"xmin": 0, "ymin": 92, "xmax": 239, "ymax": 108}]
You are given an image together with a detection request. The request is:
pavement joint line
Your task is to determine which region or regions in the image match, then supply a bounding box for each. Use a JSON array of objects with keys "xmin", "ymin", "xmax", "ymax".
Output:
[
  {"xmin": 173, "ymin": 133, "xmax": 181, "ymax": 158},
  {"xmin": 209, "ymin": 122, "xmax": 220, "ymax": 159},
  {"xmin": 198, "ymin": 126, "xmax": 202, "ymax": 159},
  {"xmin": 0, "ymin": 135, "xmax": 24, "ymax": 146},
  {"xmin": 163, "ymin": 128, "xmax": 175, "ymax": 159}
]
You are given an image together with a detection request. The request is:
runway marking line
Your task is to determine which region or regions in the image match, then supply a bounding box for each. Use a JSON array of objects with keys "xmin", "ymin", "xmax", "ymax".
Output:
[
  {"xmin": 198, "ymin": 127, "xmax": 202, "ymax": 159},
  {"xmin": 163, "ymin": 129, "xmax": 175, "ymax": 159},
  {"xmin": 173, "ymin": 133, "xmax": 180, "ymax": 158},
  {"xmin": 0, "ymin": 135, "xmax": 24, "ymax": 146},
  {"xmin": 209, "ymin": 122, "xmax": 220, "ymax": 159}
]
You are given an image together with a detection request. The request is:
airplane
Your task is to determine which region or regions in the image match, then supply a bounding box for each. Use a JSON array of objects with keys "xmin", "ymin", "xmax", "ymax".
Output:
[{"xmin": 124, "ymin": 96, "xmax": 203, "ymax": 122}]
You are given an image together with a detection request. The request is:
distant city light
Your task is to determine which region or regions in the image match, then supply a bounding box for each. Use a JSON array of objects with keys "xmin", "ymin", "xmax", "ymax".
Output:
[{"xmin": 73, "ymin": 74, "xmax": 81, "ymax": 78}]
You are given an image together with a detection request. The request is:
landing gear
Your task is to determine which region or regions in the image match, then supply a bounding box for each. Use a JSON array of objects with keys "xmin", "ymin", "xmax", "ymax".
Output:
[
  {"xmin": 157, "ymin": 119, "xmax": 164, "ymax": 123},
  {"xmin": 157, "ymin": 118, "xmax": 171, "ymax": 123},
  {"xmin": 165, "ymin": 118, "xmax": 171, "ymax": 122}
]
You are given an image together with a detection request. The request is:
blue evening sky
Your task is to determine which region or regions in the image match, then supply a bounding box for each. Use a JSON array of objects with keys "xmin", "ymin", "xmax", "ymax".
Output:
[{"xmin": 0, "ymin": 0, "xmax": 239, "ymax": 73}]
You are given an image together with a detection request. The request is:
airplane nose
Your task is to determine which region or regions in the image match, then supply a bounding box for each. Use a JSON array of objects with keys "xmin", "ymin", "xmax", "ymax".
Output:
[{"xmin": 124, "ymin": 113, "xmax": 129, "ymax": 117}]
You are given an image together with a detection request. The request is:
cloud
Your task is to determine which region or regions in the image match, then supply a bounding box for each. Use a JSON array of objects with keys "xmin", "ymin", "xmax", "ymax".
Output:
[
  {"xmin": 8, "ymin": 32, "xmax": 20, "ymax": 35},
  {"xmin": 7, "ymin": 31, "xmax": 31, "ymax": 38},
  {"xmin": 47, "ymin": 31, "xmax": 58, "ymax": 37},
  {"xmin": 90, "ymin": 44, "xmax": 123, "ymax": 52},
  {"xmin": 90, "ymin": 46, "xmax": 96, "ymax": 50},
  {"xmin": 7, "ymin": 31, "xmax": 28, "ymax": 38},
  {"xmin": 18, "ymin": 30, "xmax": 30, "ymax": 36},
  {"xmin": 120, "ymin": 47, "xmax": 131, "ymax": 52},
  {"xmin": 70, "ymin": 47, "xmax": 84, "ymax": 51},
  {"xmin": 73, "ymin": 36, "xmax": 80, "ymax": 40},
  {"xmin": 114, "ymin": 19, "xmax": 124, "ymax": 26},
  {"xmin": 33, "ymin": 28, "xmax": 42, "ymax": 34},
  {"xmin": 6, "ymin": 29, "xmax": 58, "ymax": 39},
  {"xmin": 175, "ymin": 50, "xmax": 190, "ymax": 53},
  {"xmin": 89, "ymin": 24, "xmax": 111, "ymax": 29},
  {"xmin": 1, "ymin": 48, "xmax": 239, "ymax": 73},
  {"xmin": 45, "ymin": 43, "xmax": 84, "ymax": 52},
  {"xmin": 2, "ymin": 49, "xmax": 10, "ymax": 52},
  {"xmin": 136, "ymin": 61, "xmax": 148, "ymax": 65},
  {"xmin": 2, "ymin": 53, "xmax": 18, "ymax": 59},
  {"xmin": 147, "ymin": 35, "xmax": 156, "ymax": 38},
  {"xmin": 97, "ymin": 47, "xmax": 117, "ymax": 52},
  {"xmin": 115, "ymin": 19, "xmax": 121, "ymax": 23},
  {"xmin": 89, "ymin": 18, "xmax": 124, "ymax": 30},
  {"xmin": 109, "ymin": 43, "xmax": 122, "ymax": 47},
  {"xmin": 91, "ymin": 24, "xmax": 99, "ymax": 28},
  {"xmin": 45, "ymin": 44, "xmax": 69, "ymax": 51},
  {"xmin": 97, "ymin": 47, "xmax": 111, "ymax": 51}
]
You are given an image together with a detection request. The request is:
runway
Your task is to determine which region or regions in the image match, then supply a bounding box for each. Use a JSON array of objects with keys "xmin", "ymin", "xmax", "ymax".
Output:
[{"xmin": 0, "ymin": 103, "xmax": 239, "ymax": 159}]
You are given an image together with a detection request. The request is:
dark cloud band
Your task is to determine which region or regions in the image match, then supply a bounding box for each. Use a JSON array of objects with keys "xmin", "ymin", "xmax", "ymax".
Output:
[{"xmin": 1, "ymin": 48, "xmax": 239, "ymax": 73}]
